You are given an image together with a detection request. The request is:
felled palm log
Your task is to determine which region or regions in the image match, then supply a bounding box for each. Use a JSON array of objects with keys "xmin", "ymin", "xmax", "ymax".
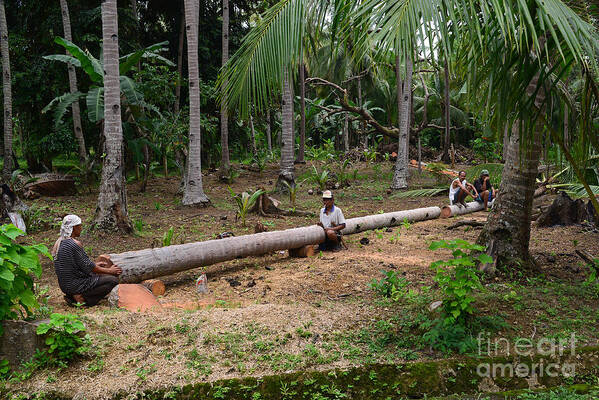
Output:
[
  {"xmin": 110, "ymin": 206, "xmax": 442, "ymax": 283},
  {"xmin": 440, "ymin": 201, "xmax": 492, "ymax": 218},
  {"xmin": 23, "ymin": 173, "xmax": 76, "ymax": 198}
]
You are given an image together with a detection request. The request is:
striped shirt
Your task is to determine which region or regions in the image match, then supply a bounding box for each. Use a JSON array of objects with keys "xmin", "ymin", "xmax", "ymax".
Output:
[{"xmin": 54, "ymin": 238, "xmax": 99, "ymax": 295}]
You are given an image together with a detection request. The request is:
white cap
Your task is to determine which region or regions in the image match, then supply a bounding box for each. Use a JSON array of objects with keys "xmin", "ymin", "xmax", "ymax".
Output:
[{"xmin": 322, "ymin": 190, "xmax": 333, "ymax": 199}]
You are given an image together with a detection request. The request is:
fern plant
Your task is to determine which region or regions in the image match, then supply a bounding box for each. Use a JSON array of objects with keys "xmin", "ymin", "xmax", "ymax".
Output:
[{"xmin": 228, "ymin": 187, "xmax": 265, "ymax": 226}]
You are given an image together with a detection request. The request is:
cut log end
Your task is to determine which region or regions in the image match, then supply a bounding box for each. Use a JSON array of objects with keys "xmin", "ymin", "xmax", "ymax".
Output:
[
  {"xmin": 289, "ymin": 245, "xmax": 316, "ymax": 258},
  {"xmin": 440, "ymin": 206, "xmax": 452, "ymax": 218},
  {"xmin": 141, "ymin": 279, "xmax": 166, "ymax": 296}
]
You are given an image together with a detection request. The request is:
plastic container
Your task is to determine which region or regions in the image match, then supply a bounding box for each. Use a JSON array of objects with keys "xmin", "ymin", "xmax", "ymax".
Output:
[{"xmin": 195, "ymin": 273, "xmax": 208, "ymax": 294}]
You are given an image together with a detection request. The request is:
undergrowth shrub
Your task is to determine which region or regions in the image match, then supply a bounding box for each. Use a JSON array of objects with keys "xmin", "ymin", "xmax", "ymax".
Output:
[
  {"xmin": 369, "ymin": 270, "xmax": 409, "ymax": 301},
  {"xmin": 35, "ymin": 313, "xmax": 91, "ymax": 368},
  {"xmin": 0, "ymin": 224, "xmax": 51, "ymax": 334}
]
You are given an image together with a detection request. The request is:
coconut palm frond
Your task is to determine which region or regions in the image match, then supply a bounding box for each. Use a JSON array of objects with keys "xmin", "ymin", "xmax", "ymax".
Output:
[
  {"xmin": 548, "ymin": 183, "xmax": 599, "ymax": 198},
  {"xmin": 391, "ymin": 187, "xmax": 448, "ymax": 198}
]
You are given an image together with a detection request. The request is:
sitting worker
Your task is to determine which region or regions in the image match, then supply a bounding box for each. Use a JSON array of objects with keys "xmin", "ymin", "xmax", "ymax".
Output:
[
  {"xmin": 51, "ymin": 215, "xmax": 122, "ymax": 306},
  {"xmin": 473, "ymin": 169, "xmax": 497, "ymax": 211},
  {"xmin": 449, "ymin": 170, "xmax": 478, "ymax": 207},
  {"xmin": 317, "ymin": 190, "xmax": 346, "ymax": 251}
]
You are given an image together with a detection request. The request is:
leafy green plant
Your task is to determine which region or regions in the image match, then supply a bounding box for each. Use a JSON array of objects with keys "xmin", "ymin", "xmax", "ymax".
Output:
[
  {"xmin": 0, "ymin": 224, "xmax": 50, "ymax": 334},
  {"xmin": 363, "ymin": 146, "xmax": 378, "ymax": 163},
  {"xmin": 307, "ymin": 165, "xmax": 329, "ymax": 190},
  {"xmin": 369, "ymin": 270, "xmax": 409, "ymax": 301},
  {"xmin": 401, "ymin": 218, "xmax": 411, "ymax": 230},
  {"xmin": 582, "ymin": 260, "xmax": 599, "ymax": 298},
  {"xmin": 282, "ymin": 180, "xmax": 301, "ymax": 207},
  {"xmin": 162, "ymin": 226, "xmax": 183, "ymax": 246},
  {"xmin": 36, "ymin": 313, "xmax": 91, "ymax": 368},
  {"xmin": 21, "ymin": 205, "xmax": 53, "ymax": 233},
  {"xmin": 134, "ymin": 218, "xmax": 145, "ymax": 233},
  {"xmin": 228, "ymin": 187, "xmax": 265, "ymax": 227},
  {"xmin": 429, "ymin": 240, "xmax": 491, "ymax": 326}
]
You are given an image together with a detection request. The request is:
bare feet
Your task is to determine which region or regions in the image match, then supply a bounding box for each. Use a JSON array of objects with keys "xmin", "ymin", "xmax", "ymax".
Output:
[{"xmin": 73, "ymin": 294, "xmax": 85, "ymax": 304}]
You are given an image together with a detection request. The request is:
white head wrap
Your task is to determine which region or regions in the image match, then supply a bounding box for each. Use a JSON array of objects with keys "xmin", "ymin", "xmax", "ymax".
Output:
[{"xmin": 51, "ymin": 215, "xmax": 82, "ymax": 257}]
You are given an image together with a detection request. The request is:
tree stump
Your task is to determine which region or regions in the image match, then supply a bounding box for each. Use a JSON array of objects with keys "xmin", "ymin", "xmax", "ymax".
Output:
[
  {"xmin": 536, "ymin": 192, "xmax": 597, "ymax": 227},
  {"xmin": 1, "ymin": 320, "xmax": 48, "ymax": 368}
]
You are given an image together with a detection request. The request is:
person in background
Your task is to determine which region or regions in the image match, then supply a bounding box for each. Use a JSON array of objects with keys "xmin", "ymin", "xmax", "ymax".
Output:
[
  {"xmin": 449, "ymin": 170, "xmax": 478, "ymax": 207},
  {"xmin": 317, "ymin": 190, "xmax": 346, "ymax": 251},
  {"xmin": 473, "ymin": 169, "xmax": 497, "ymax": 211},
  {"xmin": 52, "ymin": 215, "xmax": 121, "ymax": 306}
]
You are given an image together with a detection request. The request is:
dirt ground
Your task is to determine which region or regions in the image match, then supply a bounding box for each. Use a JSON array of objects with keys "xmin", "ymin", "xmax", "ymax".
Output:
[{"xmin": 8, "ymin": 162, "xmax": 599, "ymax": 399}]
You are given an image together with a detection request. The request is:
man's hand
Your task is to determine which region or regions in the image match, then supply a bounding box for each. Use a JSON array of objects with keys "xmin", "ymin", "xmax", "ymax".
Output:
[{"xmin": 109, "ymin": 265, "xmax": 122, "ymax": 276}]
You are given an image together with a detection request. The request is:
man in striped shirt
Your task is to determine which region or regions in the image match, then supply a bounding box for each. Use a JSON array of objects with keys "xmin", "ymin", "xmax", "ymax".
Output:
[{"xmin": 53, "ymin": 215, "xmax": 122, "ymax": 306}]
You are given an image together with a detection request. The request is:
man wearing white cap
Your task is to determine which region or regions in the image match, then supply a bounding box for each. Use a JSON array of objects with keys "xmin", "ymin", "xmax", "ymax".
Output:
[{"xmin": 317, "ymin": 190, "xmax": 346, "ymax": 251}]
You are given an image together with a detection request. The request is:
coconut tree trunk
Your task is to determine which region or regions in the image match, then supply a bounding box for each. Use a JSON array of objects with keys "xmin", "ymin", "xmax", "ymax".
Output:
[
  {"xmin": 478, "ymin": 72, "xmax": 546, "ymax": 273},
  {"xmin": 174, "ymin": 11, "xmax": 185, "ymax": 115},
  {"xmin": 111, "ymin": 206, "xmax": 442, "ymax": 283},
  {"xmin": 357, "ymin": 76, "xmax": 367, "ymax": 148},
  {"xmin": 266, "ymin": 108, "xmax": 272, "ymax": 153},
  {"xmin": 59, "ymin": 0, "xmax": 86, "ymax": 164},
  {"xmin": 0, "ymin": 0, "xmax": 12, "ymax": 182},
  {"xmin": 276, "ymin": 70, "xmax": 295, "ymax": 191},
  {"xmin": 343, "ymin": 112, "xmax": 349, "ymax": 153},
  {"xmin": 249, "ymin": 112, "xmax": 257, "ymax": 159},
  {"xmin": 94, "ymin": 0, "xmax": 132, "ymax": 233},
  {"xmin": 182, "ymin": 0, "xmax": 210, "ymax": 206},
  {"xmin": 391, "ymin": 55, "xmax": 412, "ymax": 190},
  {"xmin": 297, "ymin": 62, "xmax": 306, "ymax": 163},
  {"xmin": 441, "ymin": 59, "xmax": 451, "ymax": 163},
  {"xmin": 219, "ymin": 0, "xmax": 230, "ymax": 176}
]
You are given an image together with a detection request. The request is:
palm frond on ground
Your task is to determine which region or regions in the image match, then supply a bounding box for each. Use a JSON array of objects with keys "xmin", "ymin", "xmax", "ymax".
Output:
[{"xmin": 391, "ymin": 187, "xmax": 447, "ymax": 198}]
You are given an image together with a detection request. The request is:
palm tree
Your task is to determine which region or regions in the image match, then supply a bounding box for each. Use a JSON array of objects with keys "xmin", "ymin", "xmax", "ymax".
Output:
[
  {"xmin": 218, "ymin": 0, "xmax": 599, "ymax": 271},
  {"xmin": 219, "ymin": 0, "xmax": 231, "ymax": 178},
  {"xmin": 276, "ymin": 70, "xmax": 295, "ymax": 191},
  {"xmin": 182, "ymin": 0, "xmax": 210, "ymax": 206},
  {"xmin": 0, "ymin": 0, "xmax": 12, "ymax": 182},
  {"xmin": 391, "ymin": 55, "xmax": 412, "ymax": 190},
  {"xmin": 94, "ymin": 0, "xmax": 132, "ymax": 232},
  {"xmin": 59, "ymin": 0, "xmax": 86, "ymax": 164},
  {"xmin": 297, "ymin": 61, "xmax": 306, "ymax": 163}
]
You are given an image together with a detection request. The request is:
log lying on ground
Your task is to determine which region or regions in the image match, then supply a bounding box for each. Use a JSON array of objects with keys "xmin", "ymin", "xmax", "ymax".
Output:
[
  {"xmin": 110, "ymin": 206, "xmax": 442, "ymax": 283},
  {"xmin": 440, "ymin": 200, "xmax": 492, "ymax": 218}
]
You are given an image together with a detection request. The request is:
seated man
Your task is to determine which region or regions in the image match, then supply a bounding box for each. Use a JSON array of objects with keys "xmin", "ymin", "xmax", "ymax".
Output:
[
  {"xmin": 52, "ymin": 215, "xmax": 122, "ymax": 306},
  {"xmin": 473, "ymin": 169, "xmax": 497, "ymax": 210},
  {"xmin": 317, "ymin": 190, "xmax": 346, "ymax": 251},
  {"xmin": 449, "ymin": 171, "xmax": 478, "ymax": 207}
]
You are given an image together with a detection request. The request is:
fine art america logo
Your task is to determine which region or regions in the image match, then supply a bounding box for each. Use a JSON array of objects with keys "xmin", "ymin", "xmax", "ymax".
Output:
[{"xmin": 476, "ymin": 332, "xmax": 577, "ymax": 378}]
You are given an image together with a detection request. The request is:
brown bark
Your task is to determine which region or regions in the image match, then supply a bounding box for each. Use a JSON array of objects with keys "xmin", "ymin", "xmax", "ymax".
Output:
[
  {"xmin": 391, "ymin": 55, "xmax": 412, "ymax": 190},
  {"xmin": 59, "ymin": 0, "xmax": 86, "ymax": 164}
]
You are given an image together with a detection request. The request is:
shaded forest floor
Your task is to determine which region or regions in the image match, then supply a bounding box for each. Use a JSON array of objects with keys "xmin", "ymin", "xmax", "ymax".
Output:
[{"xmin": 6, "ymin": 161, "xmax": 599, "ymax": 399}]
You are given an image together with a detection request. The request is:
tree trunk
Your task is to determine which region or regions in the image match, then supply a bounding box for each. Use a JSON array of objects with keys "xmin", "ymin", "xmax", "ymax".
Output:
[
  {"xmin": 478, "ymin": 71, "xmax": 546, "ymax": 273},
  {"xmin": 502, "ymin": 124, "xmax": 509, "ymax": 161},
  {"xmin": 477, "ymin": 125, "xmax": 541, "ymax": 272},
  {"xmin": 266, "ymin": 108, "xmax": 272, "ymax": 153},
  {"xmin": 276, "ymin": 70, "xmax": 295, "ymax": 191},
  {"xmin": 441, "ymin": 58, "xmax": 451, "ymax": 163},
  {"xmin": 174, "ymin": 11, "xmax": 185, "ymax": 115},
  {"xmin": 0, "ymin": 0, "xmax": 12, "ymax": 182},
  {"xmin": 343, "ymin": 112, "xmax": 349, "ymax": 153},
  {"xmin": 391, "ymin": 55, "xmax": 412, "ymax": 190},
  {"xmin": 59, "ymin": 0, "xmax": 86, "ymax": 164},
  {"xmin": 357, "ymin": 76, "xmax": 367, "ymax": 148},
  {"xmin": 249, "ymin": 112, "xmax": 257, "ymax": 159},
  {"xmin": 94, "ymin": 0, "xmax": 132, "ymax": 233},
  {"xmin": 111, "ymin": 206, "xmax": 442, "ymax": 283},
  {"xmin": 182, "ymin": 0, "xmax": 210, "ymax": 206},
  {"xmin": 297, "ymin": 62, "xmax": 306, "ymax": 163},
  {"xmin": 219, "ymin": 0, "xmax": 230, "ymax": 176}
]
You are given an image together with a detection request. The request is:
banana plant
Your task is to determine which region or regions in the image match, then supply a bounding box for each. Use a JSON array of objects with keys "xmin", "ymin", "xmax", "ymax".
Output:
[
  {"xmin": 42, "ymin": 37, "xmax": 173, "ymax": 127},
  {"xmin": 228, "ymin": 187, "xmax": 265, "ymax": 227}
]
